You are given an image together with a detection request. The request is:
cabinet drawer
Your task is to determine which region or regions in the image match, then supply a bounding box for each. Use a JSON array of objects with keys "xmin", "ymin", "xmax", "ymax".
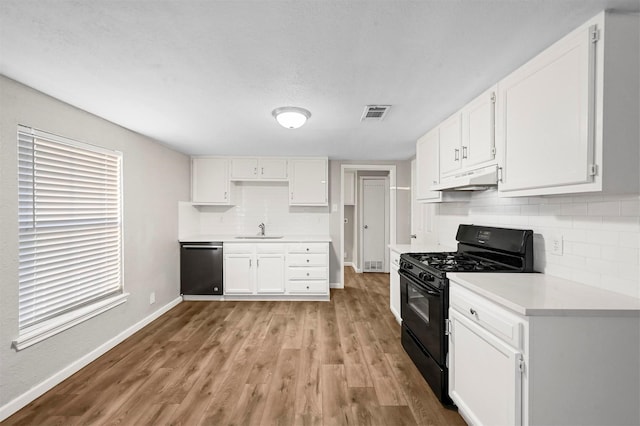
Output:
[
  {"xmin": 287, "ymin": 253, "xmax": 327, "ymax": 266},
  {"xmin": 391, "ymin": 251, "xmax": 401, "ymax": 268},
  {"xmin": 223, "ymin": 243, "xmax": 253, "ymax": 254},
  {"xmin": 287, "ymin": 243, "xmax": 327, "ymax": 254},
  {"xmin": 287, "ymin": 280, "xmax": 327, "ymax": 294},
  {"xmin": 450, "ymin": 284, "xmax": 523, "ymax": 349},
  {"xmin": 288, "ymin": 266, "xmax": 327, "ymax": 280},
  {"xmin": 256, "ymin": 243, "xmax": 285, "ymax": 254}
]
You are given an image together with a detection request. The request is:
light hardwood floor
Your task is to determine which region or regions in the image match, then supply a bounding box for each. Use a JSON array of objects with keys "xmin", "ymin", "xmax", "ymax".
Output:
[{"xmin": 4, "ymin": 268, "xmax": 465, "ymax": 425}]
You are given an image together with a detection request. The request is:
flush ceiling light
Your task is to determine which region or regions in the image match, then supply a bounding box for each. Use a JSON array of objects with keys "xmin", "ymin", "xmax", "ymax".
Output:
[{"xmin": 272, "ymin": 106, "xmax": 311, "ymax": 129}]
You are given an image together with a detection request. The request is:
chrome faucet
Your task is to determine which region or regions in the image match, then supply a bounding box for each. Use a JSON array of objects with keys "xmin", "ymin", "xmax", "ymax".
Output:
[{"xmin": 258, "ymin": 222, "xmax": 265, "ymax": 236}]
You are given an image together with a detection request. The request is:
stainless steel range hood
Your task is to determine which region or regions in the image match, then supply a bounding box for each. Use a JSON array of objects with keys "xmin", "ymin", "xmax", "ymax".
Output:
[{"xmin": 430, "ymin": 165, "xmax": 498, "ymax": 191}]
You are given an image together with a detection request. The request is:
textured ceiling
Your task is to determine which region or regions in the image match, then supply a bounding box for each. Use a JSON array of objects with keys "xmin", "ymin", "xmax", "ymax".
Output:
[{"xmin": 1, "ymin": 1, "xmax": 638, "ymax": 160}]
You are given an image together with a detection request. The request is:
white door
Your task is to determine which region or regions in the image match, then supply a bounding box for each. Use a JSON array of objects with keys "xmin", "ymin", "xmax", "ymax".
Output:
[
  {"xmin": 449, "ymin": 310, "xmax": 522, "ymax": 426},
  {"xmin": 439, "ymin": 113, "xmax": 463, "ymax": 176},
  {"xmin": 498, "ymin": 25, "xmax": 595, "ymax": 193},
  {"xmin": 462, "ymin": 86, "xmax": 496, "ymax": 169},
  {"xmin": 361, "ymin": 177, "xmax": 388, "ymax": 273},
  {"xmin": 224, "ymin": 254, "xmax": 254, "ymax": 294},
  {"xmin": 259, "ymin": 158, "xmax": 288, "ymax": 179},
  {"xmin": 230, "ymin": 158, "xmax": 259, "ymax": 179},
  {"xmin": 289, "ymin": 159, "xmax": 328, "ymax": 205},
  {"xmin": 256, "ymin": 254, "xmax": 285, "ymax": 293},
  {"xmin": 191, "ymin": 158, "xmax": 230, "ymax": 204}
]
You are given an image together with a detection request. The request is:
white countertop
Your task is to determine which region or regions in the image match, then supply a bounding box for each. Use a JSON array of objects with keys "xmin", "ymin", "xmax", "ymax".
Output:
[
  {"xmin": 388, "ymin": 243, "xmax": 454, "ymax": 254},
  {"xmin": 179, "ymin": 234, "xmax": 332, "ymax": 243},
  {"xmin": 449, "ymin": 273, "xmax": 640, "ymax": 317}
]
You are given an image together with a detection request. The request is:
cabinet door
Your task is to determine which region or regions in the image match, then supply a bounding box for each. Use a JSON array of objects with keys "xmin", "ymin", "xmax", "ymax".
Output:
[
  {"xmin": 223, "ymin": 254, "xmax": 254, "ymax": 294},
  {"xmin": 439, "ymin": 113, "xmax": 463, "ymax": 176},
  {"xmin": 256, "ymin": 254, "xmax": 285, "ymax": 293},
  {"xmin": 462, "ymin": 87, "xmax": 496, "ymax": 169},
  {"xmin": 191, "ymin": 158, "xmax": 230, "ymax": 204},
  {"xmin": 344, "ymin": 171, "xmax": 355, "ymax": 205},
  {"xmin": 230, "ymin": 158, "xmax": 259, "ymax": 180},
  {"xmin": 449, "ymin": 309, "xmax": 522, "ymax": 426},
  {"xmin": 498, "ymin": 25, "xmax": 595, "ymax": 194},
  {"xmin": 289, "ymin": 159, "xmax": 328, "ymax": 206},
  {"xmin": 389, "ymin": 263, "xmax": 401, "ymax": 322},
  {"xmin": 259, "ymin": 158, "xmax": 288, "ymax": 179},
  {"xmin": 416, "ymin": 128, "xmax": 442, "ymax": 202}
]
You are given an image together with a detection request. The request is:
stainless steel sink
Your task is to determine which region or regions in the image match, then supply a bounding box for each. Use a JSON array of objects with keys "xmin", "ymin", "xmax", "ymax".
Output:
[{"xmin": 234, "ymin": 236, "xmax": 284, "ymax": 239}]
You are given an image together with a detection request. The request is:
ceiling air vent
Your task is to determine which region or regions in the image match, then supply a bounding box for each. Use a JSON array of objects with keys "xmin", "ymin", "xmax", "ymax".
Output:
[{"xmin": 361, "ymin": 105, "xmax": 391, "ymax": 121}]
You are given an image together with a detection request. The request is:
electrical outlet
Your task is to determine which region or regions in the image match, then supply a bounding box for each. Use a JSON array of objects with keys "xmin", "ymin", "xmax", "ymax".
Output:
[
  {"xmin": 550, "ymin": 234, "xmax": 563, "ymax": 256},
  {"xmin": 149, "ymin": 291, "xmax": 156, "ymax": 305}
]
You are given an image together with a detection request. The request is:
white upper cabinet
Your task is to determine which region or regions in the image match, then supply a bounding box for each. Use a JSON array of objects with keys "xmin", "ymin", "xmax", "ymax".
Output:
[
  {"xmin": 344, "ymin": 171, "xmax": 356, "ymax": 205},
  {"xmin": 497, "ymin": 12, "xmax": 639, "ymax": 196},
  {"xmin": 438, "ymin": 113, "xmax": 463, "ymax": 176},
  {"xmin": 230, "ymin": 158, "xmax": 288, "ymax": 181},
  {"xmin": 462, "ymin": 86, "xmax": 497, "ymax": 170},
  {"xmin": 289, "ymin": 158, "xmax": 328, "ymax": 206},
  {"xmin": 416, "ymin": 128, "xmax": 442, "ymax": 202},
  {"xmin": 191, "ymin": 157, "xmax": 231, "ymax": 205},
  {"xmin": 439, "ymin": 86, "xmax": 497, "ymax": 178}
]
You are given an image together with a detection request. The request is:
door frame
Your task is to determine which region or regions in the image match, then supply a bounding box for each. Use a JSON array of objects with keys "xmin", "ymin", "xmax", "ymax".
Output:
[
  {"xmin": 339, "ymin": 164, "xmax": 396, "ymax": 288},
  {"xmin": 358, "ymin": 176, "xmax": 390, "ymax": 273}
]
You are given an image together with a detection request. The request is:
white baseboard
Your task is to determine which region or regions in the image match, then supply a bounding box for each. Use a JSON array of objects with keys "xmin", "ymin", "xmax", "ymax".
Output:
[
  {"xmin": 329, "ymin": 282, "xmax": 343, "ymax": 289},
  {"xmin": 352, "ymin": 265, "xmax": 362, "ymax": 273},
  {"xmin": 0, "ymin": 297, "xmax": 182, "ymax": 422}
]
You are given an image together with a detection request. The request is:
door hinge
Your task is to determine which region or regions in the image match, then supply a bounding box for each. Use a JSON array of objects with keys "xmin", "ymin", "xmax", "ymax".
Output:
[
  {"xmin": 490, "ymin": 92, "xmax": 496, "ymax": 104},
  {"xmin": 588, "ymin": 164, "xmax": 598, "ymax": 176},
  {"xmin": 445, "ymin": 319, "xmax": 452, "ymax": 336},
  {"xmin": 590, "ymin": 28, "xmax": 600, "ymax": 44}
]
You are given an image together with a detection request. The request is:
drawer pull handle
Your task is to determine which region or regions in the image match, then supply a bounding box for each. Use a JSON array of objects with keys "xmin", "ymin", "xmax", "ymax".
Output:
[
  {"xmin": 306, "ymin": 248, "xmax": 309, "ymax": 251},
  {"xmin": 306, "ymin": 286, "xmax": 309, "ymax": 290},
  {"xmin": 306, "ymin": 273, "xmax": 310, "ymax": 276},
  {"xmin": 469, "ymin": 308, "xmax": 477, "ymax": 316},
  {"xmin": 306, "ymin": 259, "xmax": 310, "ymax": 263}
]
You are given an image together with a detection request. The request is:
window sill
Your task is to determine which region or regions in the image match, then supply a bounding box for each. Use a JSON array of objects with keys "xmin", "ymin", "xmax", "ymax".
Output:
[{"xmin": 12, "ymin": 293, "xmax": 129, "ymax": 351}]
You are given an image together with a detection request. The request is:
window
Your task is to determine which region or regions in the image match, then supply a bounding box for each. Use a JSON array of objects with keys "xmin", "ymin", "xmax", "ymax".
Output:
[{"xmin": 13, "ymin": 126, "xmax": 126, "ymax": 350}]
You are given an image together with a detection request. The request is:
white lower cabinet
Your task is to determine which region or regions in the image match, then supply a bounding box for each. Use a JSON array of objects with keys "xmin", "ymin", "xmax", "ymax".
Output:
[
  {"xmin": 286, "ymin": 243, "xmax": 329, "ymax": 295},
  {"xmin": 449, "ymin": 309, "xmax": 522, "ymax": 426},
  {"xmin": 255, "ymin": 253, "xmax": 285, "ymax": 293},
  {"xmin": 224, "ymin": 243, "xmax": 285, "ymax": 295},
  {"xmin": 389, "ymin": 250, "xmax": 401, "ymax": 323},
  {"xmin": 449, "ymin": 280, "xmax": 640, "ymax": 426},
  {"xmin": 224, "ymin": 254, "xmax": 254, "ymax": 294},
  {"xmin": 224, "ymin": 242, "xmax": 329, "ymax": 298}
]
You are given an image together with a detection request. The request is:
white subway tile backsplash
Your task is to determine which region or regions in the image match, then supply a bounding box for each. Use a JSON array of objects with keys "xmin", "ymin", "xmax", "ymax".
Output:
[
  {"xmin": 619, "ymin": 232, "xmax": 640, "ymax": 249},
  {"xmin": 430, "ymin": 190, "xmax": 640, "ymax": 298},
  {"xmin": 179, "ymin": 183, "xmax": 329, "ymax": 237},
  {"xmin": 586, "ymin": 230, "xmax": 619, "ymax": 246},
  {"xmin": 588, "ymin": 201, "xmax": 621, "ymax": 217},
  {"xmin": 620, "ymin": 200, "xmax": 640, "ymax": 216}
]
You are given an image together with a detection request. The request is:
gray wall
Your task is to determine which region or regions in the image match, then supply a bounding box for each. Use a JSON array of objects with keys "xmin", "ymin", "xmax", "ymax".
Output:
[
  {"xmin": 328, "ymin": 160, "xmax": 411, "ymax": 284},
  {"xmin": 0, "ymin": 76, "xmax": 190, "ymax": 410}
]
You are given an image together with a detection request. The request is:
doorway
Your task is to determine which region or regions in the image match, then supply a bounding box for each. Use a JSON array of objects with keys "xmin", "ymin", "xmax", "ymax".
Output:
[
  {"xmin": 339, "ymin": 164, "xmax": 396, "ymax": 288},
  {"xmin": 360, "ymin": 176, "xmax": 389, "ymax": 272}
]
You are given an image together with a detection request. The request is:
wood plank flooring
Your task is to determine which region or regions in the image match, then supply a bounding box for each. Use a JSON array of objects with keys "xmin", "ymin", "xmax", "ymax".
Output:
[{"xmin": 4, "ymin": 269, "xmax": 465, "ymax": 425}]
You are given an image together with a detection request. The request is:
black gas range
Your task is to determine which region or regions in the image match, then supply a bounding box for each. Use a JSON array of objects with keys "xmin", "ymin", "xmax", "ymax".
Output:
[{"xmin": 399, "ymin": 224, "xmax": 534, "ymax": 406}]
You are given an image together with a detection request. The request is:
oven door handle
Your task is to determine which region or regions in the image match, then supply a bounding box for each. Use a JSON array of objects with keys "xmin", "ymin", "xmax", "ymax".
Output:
[{"xmin": 399, "ymin": 270, "xmax": 441, "ymax": 295}]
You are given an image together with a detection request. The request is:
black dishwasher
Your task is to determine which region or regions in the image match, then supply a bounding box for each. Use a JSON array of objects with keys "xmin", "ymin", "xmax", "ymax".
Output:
[{"xmin": 180, "ymin": 242, "xmax": 223, "ymax": 295}]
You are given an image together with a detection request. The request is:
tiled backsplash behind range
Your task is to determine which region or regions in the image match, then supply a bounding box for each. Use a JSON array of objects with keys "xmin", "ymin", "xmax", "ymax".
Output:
[
  {"xmin": 178, "ymin": 182, "xmax": 330, "ymax": 238},
  {"xmin": 431, "ymin": 189, "xmax": 640, "ymax": 298}
]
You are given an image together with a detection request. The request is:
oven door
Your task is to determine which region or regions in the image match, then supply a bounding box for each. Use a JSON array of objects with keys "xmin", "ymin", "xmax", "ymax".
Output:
[{"xmin": 399, "ymin": 271, "xmax": 446, "ymax": 366}]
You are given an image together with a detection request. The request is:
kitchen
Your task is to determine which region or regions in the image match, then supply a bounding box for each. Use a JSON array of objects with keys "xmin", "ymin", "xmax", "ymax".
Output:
[{"xmin": 1, "ymin": 1, "xmax": 639, "ymax": 425}]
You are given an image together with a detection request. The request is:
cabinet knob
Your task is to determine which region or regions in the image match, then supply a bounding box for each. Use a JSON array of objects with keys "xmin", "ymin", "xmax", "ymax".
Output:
[
  {"xmin": 306, "ymin": 259, "xmax": 310, "ymax": 263},
  {"xmin": 470, "ymin": 308, "xmax": 477, "ymax": 316},
  {"xmin": 306, "ymin": 273, "xmax": 310, "ymax": 276},
  {"xmin": 306, "ymin": 248, "xmax": 309, "ymax": 251},
  {"xmin": 306, "ymin": 286, "xmax": 309, "ymax": 290}
]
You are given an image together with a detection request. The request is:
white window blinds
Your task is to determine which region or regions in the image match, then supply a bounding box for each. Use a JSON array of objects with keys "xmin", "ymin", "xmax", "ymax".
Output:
[{"xmin": 17, "ymin": 126, "xmax": 123, "ymax": 331}]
